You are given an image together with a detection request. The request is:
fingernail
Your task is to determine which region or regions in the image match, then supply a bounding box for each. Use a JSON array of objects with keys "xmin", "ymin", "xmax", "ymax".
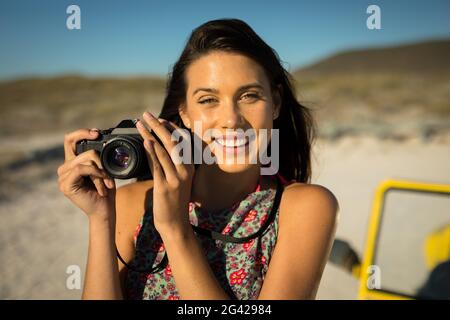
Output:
[
  {"xmin": 106, "ymin": 179, "xmax": 114, "ymax": 189},
  {"xmin": 90, "ymin": 128, "xmax": 99, "ymax": 135}
]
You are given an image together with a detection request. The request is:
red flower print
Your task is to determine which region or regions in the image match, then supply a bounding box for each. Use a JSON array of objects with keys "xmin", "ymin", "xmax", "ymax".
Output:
[
  {"xmin": 222, "ymin": 225, "xmax": 232, "ymax": 235},
  {"xmin": 230, "ymin": 262, "xmax": 238, "ymax": 269},
  {"xmin": 255, "ymin": 253, "xmax": 267, "ymax": 266},
  {"xmin": 230, "ymin": 268, "xmax": 247, "ymax": 285},
  {"xmin": 167, "ymin": 283, "xmax": 175, "ymax": 291},
  {"xmin": 168, "ymin": 295, "xmax": 179, "ymax": 300},
  {"xmin": 165, "ymin": 264, "xmax": 172, "ymax": 277},
  {"xmin": 244, "ymin": 209, "xmax": 258, "ymax": 222},
  {"xmin": 261, "ymin": 255, "xmax": 267, "ymax": 264},
  {"xmin": 152, "ymin": 241, "xmax": 164, "ymax": 253},
  {"xmin": 260, "ymin": 214, "xmax": 268, "ymax": 226},
  {"xmin": 243, "ymin": 239, "xmax": 255, "ymax": 251},
  {"xmin": 162, "ymin": 288, "xmax": 167, "ymax": 295},
  {"xmin": 246, "ymin": 227, "xmax": 254, "ymax": 234}
]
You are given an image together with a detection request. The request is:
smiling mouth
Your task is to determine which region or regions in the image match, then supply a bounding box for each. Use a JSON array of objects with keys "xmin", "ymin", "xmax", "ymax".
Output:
[{"xmin": 215, "ymin": 137, "xmax": 249, "ymax": 148}]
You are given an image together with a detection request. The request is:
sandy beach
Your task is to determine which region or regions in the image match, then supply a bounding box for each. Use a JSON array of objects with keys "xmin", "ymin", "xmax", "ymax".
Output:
[
  {"xmin": 1, "ymin": 132, "xmax": 449, "ymax": 299},
  {"xmin": 1, "ymin": 2, "xmax": 449, "ymax": 300},
  {"xmin": 314, "ymin": 133, "xmax": 450, "ymax": 299}
]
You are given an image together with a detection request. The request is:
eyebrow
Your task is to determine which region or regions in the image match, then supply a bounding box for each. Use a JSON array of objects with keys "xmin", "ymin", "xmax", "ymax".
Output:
[{"xmin": 192, "ymin": 83, "xmax": 264, "ymax": 96}]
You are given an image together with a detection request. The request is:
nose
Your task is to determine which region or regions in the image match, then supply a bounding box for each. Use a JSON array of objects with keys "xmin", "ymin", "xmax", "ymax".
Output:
[{"xmin": 219, "ymin": 99, "xmax": 244, "ymax": 129}]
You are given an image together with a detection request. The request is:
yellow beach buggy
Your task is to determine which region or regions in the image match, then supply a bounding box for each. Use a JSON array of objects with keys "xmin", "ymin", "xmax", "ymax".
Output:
[{"xmin": 330, "ymin": 179, "xmax": 450, "ymax": 300}]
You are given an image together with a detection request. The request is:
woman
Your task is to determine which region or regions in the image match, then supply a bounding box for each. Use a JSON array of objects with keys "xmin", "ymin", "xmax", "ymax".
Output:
[{"xmin": 57, "ymin": 18, "xmax": 339, "ymax": 300}]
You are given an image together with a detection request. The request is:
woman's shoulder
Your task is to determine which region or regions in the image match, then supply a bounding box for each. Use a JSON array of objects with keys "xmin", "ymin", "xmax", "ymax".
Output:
[
  {"xmin": 279, "ymin": 182, "xmax": 340, "ymax": 224},
  {"xmin": 283, "ymin": 182, "xmax": 338, "ymax": 200}
]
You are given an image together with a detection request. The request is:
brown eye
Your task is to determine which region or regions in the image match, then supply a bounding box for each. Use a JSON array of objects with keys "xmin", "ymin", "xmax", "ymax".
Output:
[
  {"xmin": 199, "ymin": 98, "xmax": 217, "ymax": 104},
  {"xmin": 241, "ymin": 93, "xmax": 259, "ymax": 101}
]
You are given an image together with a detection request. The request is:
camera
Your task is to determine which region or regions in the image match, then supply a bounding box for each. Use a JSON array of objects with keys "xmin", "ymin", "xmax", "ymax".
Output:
[{"xmin": 75, "ymin": 119, "xmax": 158, "ymax": 180}]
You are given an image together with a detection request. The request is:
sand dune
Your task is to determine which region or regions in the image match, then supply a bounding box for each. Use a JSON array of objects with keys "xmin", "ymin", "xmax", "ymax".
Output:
[
  {"xmin": 1, "ymin": 38, "xmax": 449, "ymax": 299},
  {"xmin": 1, "ymin": 132, "xmax": 449, "ymax": 299}
]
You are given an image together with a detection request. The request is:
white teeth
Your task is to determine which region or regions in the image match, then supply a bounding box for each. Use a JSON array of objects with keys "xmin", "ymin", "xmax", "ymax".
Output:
[{"xmin": 216, "ymin": 138, "xmax": 247, "ymax": 147}]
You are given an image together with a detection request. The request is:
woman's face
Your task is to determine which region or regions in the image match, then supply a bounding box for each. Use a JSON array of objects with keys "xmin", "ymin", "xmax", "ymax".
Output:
[{"xmin": 179, "ymin": 51, "xmax": 280, "ymax": 173}]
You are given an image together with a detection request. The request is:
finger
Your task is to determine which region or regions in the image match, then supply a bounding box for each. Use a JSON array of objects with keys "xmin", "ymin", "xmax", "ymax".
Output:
[
  {"xmin": 63, "ymin": 164, "xmax": 109, "ymax": 196},
  {"xmin": 158, "ymin": 118, "xmax": 184, "ymax": 146},
  {"xmin": 104, "ymin": 177, "xmax": 116, "ymax": 189},
  {"xmin": 92, "ymin": 175, "xmax": 108, "ymax": 197},
  {"xmin": 144, "ymin": 139, "xmax": 165, "ymax": 183},
  {"xmin": 142, "ymin": 112, "xmax": 175, "ymax": 151},
  {"xmin": 79, "ymin": 160, "xmax": 112, "ymax": 194},
  {"xmin": 136, "ymin": 117, "xmax": 176, "ymax": 164},
  {"xmin": 161, "ymin": 119, "xmax": 194, "ymax": 177},
  {"xmin": 74, "ymin": 149, "xmax": 103, "ymax": 169},
  {"xmin": 163, "ymin": 119, "xmax": 180, "ymax": 130},
  {"xmin": 64, "ymin": 128, "xmax": 100, "ymax": 162},
  {"xmin": 65, "ymin": 159, "xmax": 113, "ymax": 194},
  {"xmin": 143, "ymin": 140, "xmax": 155, "ymax": 179},
  {"xmin": 146, "ymin": 137, "xmax": 178, "ymax": 184},
  {"xmin": 157, "ymin": 118, "xmax": 176, "ymax": 133},
  {"xmin": 135, "ymin": 119, "xmax": 153, "ymax": 140},
  {"xmin": 59, "ymin": 150, "xmax": 104, "ymax": 177}
]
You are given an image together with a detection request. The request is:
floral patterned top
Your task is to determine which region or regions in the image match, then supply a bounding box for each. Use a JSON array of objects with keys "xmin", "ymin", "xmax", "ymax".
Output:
[{"xmin": 125, "ymin": 173, "xmax": 292, "ymax": 300}]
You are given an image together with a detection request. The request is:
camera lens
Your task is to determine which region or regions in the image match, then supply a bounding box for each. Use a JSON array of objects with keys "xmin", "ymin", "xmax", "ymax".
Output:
[
  {"xmin": 111, "ymin": 146, "xmax": 130, "ymax": 169},
  {"xmin": 101, "ymin": 136, "xmax": 146, "ymax": 179}
]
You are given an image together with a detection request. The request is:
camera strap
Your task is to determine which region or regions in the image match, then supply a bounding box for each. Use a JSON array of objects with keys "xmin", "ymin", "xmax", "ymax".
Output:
[{"xmin": 116, "ymin": 174, "xmax": 284, "ymax": 273}]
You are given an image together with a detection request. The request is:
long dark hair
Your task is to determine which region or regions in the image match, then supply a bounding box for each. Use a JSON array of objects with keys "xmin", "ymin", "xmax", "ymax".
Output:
[{"xmin": 158, "ymin": 18, "xmax": 316, "ymax": 183}]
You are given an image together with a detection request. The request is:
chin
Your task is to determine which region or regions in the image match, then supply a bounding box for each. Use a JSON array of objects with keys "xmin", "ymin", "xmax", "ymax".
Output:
[{"xmin": 215, "ymin": 162, "xmax": 254, "ymax": 174}]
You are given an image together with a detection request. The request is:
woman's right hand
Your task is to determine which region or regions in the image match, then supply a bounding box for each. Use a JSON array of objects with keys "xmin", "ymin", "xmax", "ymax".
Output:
[{"xmin": 57, "ymin": 128, "xmax": 116, "ymax": 220}]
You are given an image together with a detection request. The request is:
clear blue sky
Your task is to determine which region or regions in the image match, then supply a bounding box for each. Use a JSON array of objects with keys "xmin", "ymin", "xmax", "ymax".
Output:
[{"xmin": 1, "ymin": 0, "xmax": 449, "ymax": 80}]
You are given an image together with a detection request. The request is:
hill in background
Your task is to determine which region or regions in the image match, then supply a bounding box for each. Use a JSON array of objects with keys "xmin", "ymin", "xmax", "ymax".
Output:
[
  {"xmin": 296, "ymin": 39, "xmax": 450, "ymax": 75},
  {"xmin": 292, "ymin": 38, "xmax": 450, "ymax": 141},
  {"xmin": 0, "ymin": 38, "xmax": 449, "ymax": 147}
]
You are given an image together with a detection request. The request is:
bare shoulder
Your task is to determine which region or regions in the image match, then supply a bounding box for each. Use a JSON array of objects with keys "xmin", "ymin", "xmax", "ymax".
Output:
[
  {"xmin": 279, "ymin": 182, "xmax": 340, "ymax": 226},
  {"xmin": 115, "ymin": 180, "xmax": 154, "ymax": 241},
  {"xmin": 258, "ymin": 182, "xmax": 339, "ymax": 299}
]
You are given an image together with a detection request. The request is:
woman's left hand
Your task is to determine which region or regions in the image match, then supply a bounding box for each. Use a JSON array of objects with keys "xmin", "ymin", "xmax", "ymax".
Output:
[{"xmin": 136, "ymin": 111, "xmax": 195, "ymax": 235}]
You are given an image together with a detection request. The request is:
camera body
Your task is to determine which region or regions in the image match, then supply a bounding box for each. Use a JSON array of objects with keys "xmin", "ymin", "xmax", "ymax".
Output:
[{"xmin": 75, "ymin": 119, "xmax": 153, "ymax": 180}]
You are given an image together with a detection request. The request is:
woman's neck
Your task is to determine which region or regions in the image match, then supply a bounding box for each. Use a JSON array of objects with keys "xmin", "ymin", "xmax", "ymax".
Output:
[{"xmin": 190, "ymin": 165, "xmax": 262, "ymax": 212}]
